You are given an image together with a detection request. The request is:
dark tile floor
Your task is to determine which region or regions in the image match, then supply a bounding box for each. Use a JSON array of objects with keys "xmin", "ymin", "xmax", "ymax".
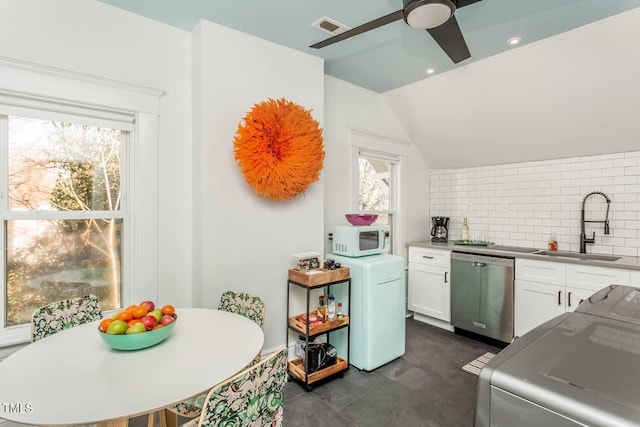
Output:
[
  {"xmin": 129, "ymin": 317, "xmax": 500, "ymax": 427},
  {"xmin": 283, "ymin": 317, "xmax": 501, "ymax": 427}
]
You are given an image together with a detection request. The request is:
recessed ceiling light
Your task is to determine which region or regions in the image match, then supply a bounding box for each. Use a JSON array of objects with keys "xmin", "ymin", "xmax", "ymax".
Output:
[
  {"xmin": 425, "ymin": 68, "xmax": 435, "ymax": 75},
  {"xmin": 506, "ymin": 36, "xmax": 522, "ymax": 46}
]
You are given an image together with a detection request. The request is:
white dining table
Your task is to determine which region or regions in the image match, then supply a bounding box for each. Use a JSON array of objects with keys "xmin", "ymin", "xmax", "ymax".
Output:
[{"xmin": 0, "ymin": 308, "xmax": 264, "ymax": 426}]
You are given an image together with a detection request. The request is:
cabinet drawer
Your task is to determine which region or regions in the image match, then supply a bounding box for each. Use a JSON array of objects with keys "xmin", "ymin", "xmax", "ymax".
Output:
[
  {"xmin": 632, "ymin": 270, "xmax": 640, "ymax": 286},
  {"xmin": 515, "ymin": 259, "xmax": 565, "ymax": 285},
  {"xmin": 566, "ymin": 264, "xmax": 631, "ymax": 292},
  {"xmin": 408, "ymin": 246, "xmax": 450, "ymax": 267}
]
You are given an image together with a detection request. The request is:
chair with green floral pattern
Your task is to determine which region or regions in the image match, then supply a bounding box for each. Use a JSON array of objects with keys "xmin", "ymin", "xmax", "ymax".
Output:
[
  {"xmin": 30, "ymin": 294, "xmax": 103, "ymax": 342},
  {"xmin": 161, "ymin": 291, "xmax": 266, "ymax": 426},
  {"xmin": 217, "ymin": 291, "xmax": 265, "ymax": 330},
  {"xmin": 179, "ymin": 346, "xmax": 287, "ymax": 427}
]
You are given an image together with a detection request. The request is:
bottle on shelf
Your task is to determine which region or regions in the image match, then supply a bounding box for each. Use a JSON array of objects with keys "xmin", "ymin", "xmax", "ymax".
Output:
[
  {"xmin": 337, "ymin": 302, "xmax": 343, "ymax": 319},
  {"xmin": 327, "ymin": 295, "xmax": 336, "ymax": 321},
  {"xmin": 461, "ymin": 217, "xmax": 470, "ymax": 241},
  {"xmin": 548, "ymin": 232, "xmax": 558, "ymax": 251},
  {"xmin": 317, "ymin": 295, "xmax": 326, "ymax": 321}
]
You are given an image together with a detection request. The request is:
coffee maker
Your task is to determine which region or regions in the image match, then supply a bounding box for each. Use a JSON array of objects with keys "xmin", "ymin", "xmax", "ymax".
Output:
[{"xmin": 431, "ymin": 216, "xmax": 450, "ymax": 243}]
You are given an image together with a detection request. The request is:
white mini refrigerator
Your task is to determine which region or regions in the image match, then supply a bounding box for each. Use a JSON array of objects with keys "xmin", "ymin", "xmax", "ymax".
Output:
[{"xmin": 328, "ymin": 253, "xmax": 406, "ymax": 371}]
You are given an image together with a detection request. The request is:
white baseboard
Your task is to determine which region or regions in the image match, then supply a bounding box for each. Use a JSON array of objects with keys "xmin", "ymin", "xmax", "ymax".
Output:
[
  {"xmin": 412, "ymin": 312, "xmax": 454, "ymax": 332},
  {"xmin": 262, "ymin": 343, "xmax": 300, "ymax": 361}
]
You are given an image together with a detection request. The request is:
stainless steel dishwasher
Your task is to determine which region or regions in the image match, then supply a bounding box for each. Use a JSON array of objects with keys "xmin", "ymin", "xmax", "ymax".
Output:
[{"xmin": 451, "ymin": 252, "xmax": 514, "ymax": 343}]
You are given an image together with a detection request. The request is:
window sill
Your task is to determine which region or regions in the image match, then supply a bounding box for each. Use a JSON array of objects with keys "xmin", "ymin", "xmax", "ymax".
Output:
[{"xmin": 0, "ymin": 326, "xmax": 30, "ymax": 350}]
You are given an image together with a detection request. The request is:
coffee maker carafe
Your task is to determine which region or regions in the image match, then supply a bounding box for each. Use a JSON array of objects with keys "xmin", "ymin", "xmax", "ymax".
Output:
[{"xmin": 430, "ymin": 216, "xmax": 449, "ymax": 243}]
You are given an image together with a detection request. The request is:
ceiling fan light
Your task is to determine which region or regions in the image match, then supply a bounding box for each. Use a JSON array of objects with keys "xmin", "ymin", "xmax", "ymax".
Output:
[{"xmin": 405, "ymin": 1, "xmax": 454, "ymax": 29}]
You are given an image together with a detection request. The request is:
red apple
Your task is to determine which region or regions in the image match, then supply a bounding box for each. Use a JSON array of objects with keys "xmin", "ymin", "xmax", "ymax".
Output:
[
  {"xmin": 141, "ymin": 315, "xmax": 157, "ymax": 331},
  {"xmin": 140, "ymin": 300, "xmax": 155, "ymax": 311},
  {"xmin": 160, "ymin": 314, "xmax": 175, "ymax": 326}
]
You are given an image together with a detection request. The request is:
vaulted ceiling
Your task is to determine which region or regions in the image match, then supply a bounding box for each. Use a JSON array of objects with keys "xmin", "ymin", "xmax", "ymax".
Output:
[{"xmin": 99, "ymin": 0, "xmax": 640, "ymax": 93}]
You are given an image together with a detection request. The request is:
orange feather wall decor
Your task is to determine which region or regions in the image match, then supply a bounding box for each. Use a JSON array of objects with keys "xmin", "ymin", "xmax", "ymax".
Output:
[{"xmin": 233, "ymin": 98, "xmax": 325, "ymax": 201}]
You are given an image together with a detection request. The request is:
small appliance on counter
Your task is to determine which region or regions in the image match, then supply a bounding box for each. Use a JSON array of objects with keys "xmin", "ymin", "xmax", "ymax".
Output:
[{"xmin": 430, "ymin": 216, "xmax": 449, "ymax": 243}]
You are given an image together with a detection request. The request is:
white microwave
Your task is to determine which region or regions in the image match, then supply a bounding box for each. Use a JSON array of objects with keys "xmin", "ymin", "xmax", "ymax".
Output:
[{"xmin": 332, "ymin": 224, "xmax": 390, "ymax": 257}]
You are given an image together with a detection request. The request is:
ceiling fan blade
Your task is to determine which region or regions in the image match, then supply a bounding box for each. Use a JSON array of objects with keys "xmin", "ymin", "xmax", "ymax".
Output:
[
  {"xmin": 426, "ymin": 15, "xmax": 470, "ymax": 64},
  {"xmin": 455, "ymin": 0, "xmax": 482, "ymax": 8},
  {"xmin": 310, "ymin": 10, "xmax": 404, "ymax": 49}
]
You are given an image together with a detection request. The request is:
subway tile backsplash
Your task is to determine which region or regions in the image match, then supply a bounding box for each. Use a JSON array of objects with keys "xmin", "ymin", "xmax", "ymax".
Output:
[{"xmin": 430, "ymin": 151, "xmax": 640, "ymax": 256}]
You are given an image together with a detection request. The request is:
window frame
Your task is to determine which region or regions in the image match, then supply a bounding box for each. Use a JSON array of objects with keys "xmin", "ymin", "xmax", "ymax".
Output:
[
  {"xmin": 0, "ymin": 57, "xmax": 163, "ymax": 346},
  {"xmin": 349, "ymin": 129, "xmax": 410, "ymax": 256}
]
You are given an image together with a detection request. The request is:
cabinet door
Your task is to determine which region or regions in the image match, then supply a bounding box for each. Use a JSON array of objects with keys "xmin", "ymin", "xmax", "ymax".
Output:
[
  {"xmin": 515, "ymin": 279, "xmax": 565, "ymax": 337},
  {"xmin": 408, "ymin": 263, "xmax": 450, "ymax": 321},
  {"xmin": 631, "ymin": 270, "xmax": 640, "ymax": 286}
]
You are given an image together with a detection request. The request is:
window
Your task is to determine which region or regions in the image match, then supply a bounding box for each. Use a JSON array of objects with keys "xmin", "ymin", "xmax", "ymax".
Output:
[
  {"xmin": 358, "ymin": 150, "xmax": 398, "ymax": 227},
  {"xmin": 350, "ymin": 129, "xmax": 410, "ymax": 256},
  {"xmin": 2, "ymin": 114, "xmax": 127, "ymax": 328},
  {"xmin": 0, "ymin": 57, "xmax": 162, "ymax": 345}
]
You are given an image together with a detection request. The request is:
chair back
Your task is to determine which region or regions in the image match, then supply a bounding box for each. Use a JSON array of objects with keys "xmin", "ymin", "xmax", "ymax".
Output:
[
  {"xmin": 218, "ymin": 291, "xmax": 265, "ymax": 329},
  {"xmin": 197, "ymin": 346, "xmax": 288, "ymax": 427},
  {"xmin": 31, "ymin": 294, "xmax": 102, "ymax": 342}
]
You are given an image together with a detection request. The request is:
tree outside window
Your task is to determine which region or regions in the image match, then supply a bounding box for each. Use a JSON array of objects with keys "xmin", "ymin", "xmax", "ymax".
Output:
[
  {"xmin": 358, "ymin": 155, "xmax": 395, "ymax": 226},
  {"xmin": 4, "ymin": 116, "xmax": 124, "ymax": 327}
]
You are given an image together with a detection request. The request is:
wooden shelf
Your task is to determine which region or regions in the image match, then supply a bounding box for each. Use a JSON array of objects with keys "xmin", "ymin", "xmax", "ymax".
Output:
[
  {"xmin": 288, "ymin": 356, "xmax": 348, "ymax": 384},
  {"xmin": 288, "ymin": 315, "xmax": 349, "ymax": 336},
  {"xmin": 288, "ymin": 268, "xmax": 350, "ymax": 287},
  {"xmin": 286, "ymin": 268, "xmax": 350, "ymax": 391}
]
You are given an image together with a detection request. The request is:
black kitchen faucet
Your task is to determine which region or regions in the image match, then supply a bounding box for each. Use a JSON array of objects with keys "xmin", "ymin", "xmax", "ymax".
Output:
[{"xmin": 580, "ymin": 191, "xmax": 610, "ymax": 253}]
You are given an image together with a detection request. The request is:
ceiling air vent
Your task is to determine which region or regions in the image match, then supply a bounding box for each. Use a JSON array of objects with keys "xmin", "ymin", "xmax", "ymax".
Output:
[{"xmin": 312, "ymin": 17, "xmax": 351, "ymax": 35}]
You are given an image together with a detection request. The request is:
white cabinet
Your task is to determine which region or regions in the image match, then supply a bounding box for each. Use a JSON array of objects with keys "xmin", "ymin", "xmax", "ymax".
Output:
[
  {"xmin": 515, "ymin": 259, "xmax": 632, "ymax": 337},
  {"xmin": 515, "ymin": 260, "xmax": 566, "ymax": 337},
  {"xmin": 515, "ymin": 279, "xmax": 565, "ymax": 336},
  {"xmin": 565, "ymin": 264, "xmax": 630, "ymax": 312},
  {"xmin": 631, "ymin": 270, "xmax": 640, "ymax": 285},
  {"xmin": 566, "ymin": 264, "xmax": 630, "ymax": 289},
  {"xmin": 408, "ymin": 247, "xmax": 450, "ymax": 323},
  {"xmin": 516, "ymin": 258, "xmax": 565, "ymax": 286}
]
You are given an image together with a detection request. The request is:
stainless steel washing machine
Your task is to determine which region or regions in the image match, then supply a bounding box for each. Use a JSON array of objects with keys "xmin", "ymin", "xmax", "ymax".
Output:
[{"xmin": 476, "ymin": 285, "xmax": 640, "ymax": 427}]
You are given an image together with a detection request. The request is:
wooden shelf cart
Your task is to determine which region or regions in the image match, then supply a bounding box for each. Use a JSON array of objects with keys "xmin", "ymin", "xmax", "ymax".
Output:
[{"xmin": 286, "ymin": 267, "xmax": 351, "ymax": 391}]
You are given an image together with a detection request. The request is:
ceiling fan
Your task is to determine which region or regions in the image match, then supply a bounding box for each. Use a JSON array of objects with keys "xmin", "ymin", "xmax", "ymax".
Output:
[{"xmin": 310, "ymin": 0, "xmax": 482, "ymax": 64}]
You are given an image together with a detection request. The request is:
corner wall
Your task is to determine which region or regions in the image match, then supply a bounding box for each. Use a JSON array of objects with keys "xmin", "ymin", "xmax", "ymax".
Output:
[
  {"xmin": 191, "ymin": 21, "xmax": 325, "ymax": 352},
  {"xmin": 323, "ymin": 76, "xmax": 431, "ymax": 257}
]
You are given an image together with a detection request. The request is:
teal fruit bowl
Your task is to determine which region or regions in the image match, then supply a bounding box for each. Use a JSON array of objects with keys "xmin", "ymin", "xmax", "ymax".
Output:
[{"xmin": 99, "ymin": 315, "xmax": 177, "ymax": 351}]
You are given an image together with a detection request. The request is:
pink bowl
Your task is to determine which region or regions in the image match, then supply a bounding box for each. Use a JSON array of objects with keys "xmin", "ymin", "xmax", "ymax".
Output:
[{"xmin": 345, "ymin": 214, "xmax": 378, "ymax": 226}]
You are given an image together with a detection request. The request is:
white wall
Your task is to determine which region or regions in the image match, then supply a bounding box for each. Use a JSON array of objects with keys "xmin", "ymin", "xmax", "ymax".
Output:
[
  {"xmin": 191, "ymin": 21, "xmax": 325, "ymax": 352},
  {"xmin": 0, "ymin": 0, "xmax": 423, "ymax": 354},
  {"xmin": 431, "ymin": 151, "xmax": 640, "ymax": 256},
  {"xmin": 0, "ymin": 0, "xmax": 193, "ymax": 307},
  {"xmin": 323, "ymin": 76, "xmax": 431, "ymax": 257},
  {"xmin": 384, "ymin": 8, "xmax": 640, "ymax": 169}
]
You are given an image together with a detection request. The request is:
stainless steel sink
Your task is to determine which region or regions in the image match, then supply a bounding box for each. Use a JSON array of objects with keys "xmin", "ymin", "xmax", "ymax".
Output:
[
  {"xmin": 488, "ymin": 245, "xmax": 539, "ymax": 254},
  {"xmin": 533, "ymin": 250, "xmax": 621, "ymax": 262}
]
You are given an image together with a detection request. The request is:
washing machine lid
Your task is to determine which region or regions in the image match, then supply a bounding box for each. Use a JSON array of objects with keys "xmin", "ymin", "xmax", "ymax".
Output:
[
  {"xmin": 575, "ymin": 284, "xmax": 640, "ymax": 323},
  {"xmin": 490, "ymin": 285, "xmax": 640, "ymax": 426}
]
